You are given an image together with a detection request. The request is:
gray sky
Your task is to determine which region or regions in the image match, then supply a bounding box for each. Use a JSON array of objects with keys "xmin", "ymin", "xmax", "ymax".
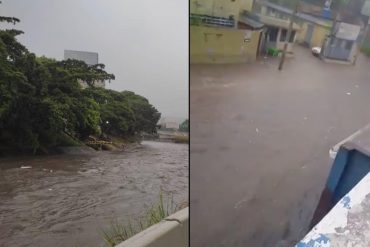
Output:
[{"xmin": 1, "ymin": 0, "xmax": 188, "ymax": 122}]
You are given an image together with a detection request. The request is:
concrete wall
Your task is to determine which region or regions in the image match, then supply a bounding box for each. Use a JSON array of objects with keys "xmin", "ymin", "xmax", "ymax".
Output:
[
  {"xmin": 190, "ymin": 26, "xmax": 261, "ymax": 64},
  {"xmin": 296, "ymin": 174, "xmax": 370, "ymax": 246},
  {"xmin": 116, "ymin": 207, "xmax": 188, "ymax": 247},
  {"xmin": 240, "ymin": 0, "xmax": 254, "ymax": 12},
  {"xmin": 275, "ymin": 40, "xmax": 294, "ymax": 52},
  {"xmin": 297, "ymin": 22, "xmax": 330, "ymax": 48},
  {"xmin": 310, "ymin": 24, "xmax": 329, "ymax": 47}
]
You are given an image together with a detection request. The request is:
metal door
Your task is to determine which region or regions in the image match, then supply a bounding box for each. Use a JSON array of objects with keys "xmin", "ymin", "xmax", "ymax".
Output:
[{"xmin": 304, "ymin": 24, "xmax": 314, "ymax": 46}]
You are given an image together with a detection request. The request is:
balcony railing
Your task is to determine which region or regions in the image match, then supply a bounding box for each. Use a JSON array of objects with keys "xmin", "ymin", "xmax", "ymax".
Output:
[{"xmin": 190, "ymin": 13, "xmax": 235, "ymax": 28}]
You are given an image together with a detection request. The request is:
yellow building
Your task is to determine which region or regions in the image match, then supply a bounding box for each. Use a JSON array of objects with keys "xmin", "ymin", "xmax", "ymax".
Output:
[
  {"xmin": 295, "ymin": 15, "xmax": 332, "ymax": 48},
  {"xmin": 190, "ymin": 26, "xmax": 262, "ymax": 63},
  {"xmin": 190, "ymin": 0, "xmax": 264, "ymax": 64},
  {"xmin": 253, "ymin": 0, "xmax": 332, "ymax": 49}
]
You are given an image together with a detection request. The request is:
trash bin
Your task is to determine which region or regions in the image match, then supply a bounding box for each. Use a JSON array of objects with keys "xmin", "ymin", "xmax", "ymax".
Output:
[{"xmin": 267, "ymin": 47, "xmax": 279, "ymax": 57}]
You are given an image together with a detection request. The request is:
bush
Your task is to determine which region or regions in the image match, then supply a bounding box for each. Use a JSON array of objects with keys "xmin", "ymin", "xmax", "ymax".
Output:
[
  {"xmin": 361, "ymin": 42, "xmax": 370, "ymax": 57},
  {"xmin": 102, "ymin": 193, "xmax": 181, "ymax": 247},
  {"xmin": 173, "ymin": 135, "xmax": 189, "ymax": 144}
]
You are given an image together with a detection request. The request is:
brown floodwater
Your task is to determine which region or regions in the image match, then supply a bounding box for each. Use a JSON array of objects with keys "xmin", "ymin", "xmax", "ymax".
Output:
[
  {"xmin": 0, "ymin": 141, "xmax": 188, "ymax": 247},
  {"xmin": 190, "ymin": 47, "xmax": 370, "ymax": 246}
]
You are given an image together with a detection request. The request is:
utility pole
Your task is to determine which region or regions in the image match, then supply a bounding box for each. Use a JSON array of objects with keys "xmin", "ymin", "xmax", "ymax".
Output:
[
  {"xmin": 278, "ymin": 0, "xmax": 299, "ymax": 71},
  {"xmin": 353, "ymin": 20, "xmax": 368, "ymax": 65}
]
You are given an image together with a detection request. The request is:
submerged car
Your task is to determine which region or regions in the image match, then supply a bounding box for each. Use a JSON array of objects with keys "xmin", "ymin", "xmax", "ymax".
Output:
[{"xmin": 311, "ymin": 47, "xmax": 321, "ymax": 57}]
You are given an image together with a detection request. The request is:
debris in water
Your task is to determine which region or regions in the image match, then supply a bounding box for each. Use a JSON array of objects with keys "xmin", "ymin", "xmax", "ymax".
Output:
[
  {"xmin": 20, "ymin": 166, "xmax": 32, "ymax": 169},
  {"xmin": 50, "ymin": 170, "xmax": 53, "ymax": 173},
  {"xmin": 48, "ymin": 188, "xmax": 53, "ymax": 191},
  {"xmin": 304, "ymin": 117, "xmax": 308, "ymax": 120},
  {"xmin": 346, "ymin": 92, "xmax": 351, "ymax": 95},
  {"xmin": 255, "ymin": 128, "xmax": 259, "ymax": 133},
  {"xmin": 329, "ymin": 148, "xmax": 337, "ymax": 159},
  {"xmin": 234, "ymin": 198, "xmax": 248, "ymax": 209}
]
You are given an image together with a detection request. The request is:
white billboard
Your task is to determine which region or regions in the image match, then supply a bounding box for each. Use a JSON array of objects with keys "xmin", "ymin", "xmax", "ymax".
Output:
[{"xmin": 64, "ymin": 50, "xmax": 98, "ymax": 65}]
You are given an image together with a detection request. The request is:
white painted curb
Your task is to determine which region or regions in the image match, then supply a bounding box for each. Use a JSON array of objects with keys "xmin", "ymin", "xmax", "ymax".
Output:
[{"xmin": 116, "ymin": 207, "xmax": 189, "ymax": 247}]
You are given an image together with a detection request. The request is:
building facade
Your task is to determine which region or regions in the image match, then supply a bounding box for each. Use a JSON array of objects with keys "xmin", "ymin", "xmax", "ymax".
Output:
[
  {"xmin": 296, "ymin": 18, "xmax": 331, "ymax": 48},
  {"xmin": 190, "ymin": 0, "xmax": 264, "ymax": 64},
  {"xmin": 253, "ymin": 1, "xmax": 301, "ymax": 54},
  {"xmin": 321, "ymin": 22, "xmax": 361, "ymax": 64}
]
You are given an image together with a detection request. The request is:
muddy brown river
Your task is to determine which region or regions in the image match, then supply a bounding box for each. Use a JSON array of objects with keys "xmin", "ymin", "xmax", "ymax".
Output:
[{"xmin": 0, "ymin": 141, "xmax": 188, "ymax": 247}]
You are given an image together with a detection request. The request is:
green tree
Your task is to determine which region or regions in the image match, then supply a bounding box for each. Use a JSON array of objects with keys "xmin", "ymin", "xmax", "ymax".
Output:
[
  {"xmin": 0, "ymin": 6, "xmax": 161, "ymax": 154},
  {"xmin": 83, "ymin": 88, "xmax": 161, "ymax": 136},
  {"xmin": 179, "ymin": 119, "xmax": 189, "ymax": 132}
]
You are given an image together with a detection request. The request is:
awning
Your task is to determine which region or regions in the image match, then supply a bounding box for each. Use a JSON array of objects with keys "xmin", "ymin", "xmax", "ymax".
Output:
[
  {"xmin": 239, "ymin": 12, "xmax": 265, "ymax": 30},
  {"xmin": 256, "ymin": 14, "xmax": 301, "ymax": 30}
]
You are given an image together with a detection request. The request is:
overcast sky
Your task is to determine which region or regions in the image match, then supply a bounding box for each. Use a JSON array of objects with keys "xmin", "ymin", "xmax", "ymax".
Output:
[{"xmin": 1, "ymin": 0, "xmax": 188, "ymax": 122}]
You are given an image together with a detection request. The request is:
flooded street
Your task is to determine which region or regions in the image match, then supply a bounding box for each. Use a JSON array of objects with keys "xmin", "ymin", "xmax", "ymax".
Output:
[
  {"xmin": 0, "ymin": 141, "xmax": 188, "ymax": 247},
  {"xmin": 191, "ymin": 46, "xmax": 370, "ymax": 246}
]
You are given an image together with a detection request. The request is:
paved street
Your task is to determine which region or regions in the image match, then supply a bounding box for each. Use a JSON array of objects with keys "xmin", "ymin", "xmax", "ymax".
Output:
[{"xmin": 190, "ymin": 46, "xmax": 370, "ymax": 246}]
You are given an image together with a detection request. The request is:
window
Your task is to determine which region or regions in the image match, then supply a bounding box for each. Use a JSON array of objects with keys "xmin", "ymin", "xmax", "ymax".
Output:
[
  {"xmin": 268, "ymin": 27, "xmax": 279, "ymax": 42},
  {"xmin": 280, "ymin": 29, "xmax": 287, "ymax": 42},
  {"xmin": 345, "ymin": 40, "xmax": 353, "ymax": 50},
  {"xmin": 330, "ymin": 37, "xmax": 336, "ymax": 45},
  {"xmin": 280, "ymin": 30, "xmax": 295, "ymax": 43},
  {"xmin": 267, "ymin": 7, "xmax": 276, "ymax": 17}
]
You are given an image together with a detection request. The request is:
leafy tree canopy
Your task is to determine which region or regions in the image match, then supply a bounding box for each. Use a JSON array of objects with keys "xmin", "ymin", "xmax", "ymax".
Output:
[
  {"xmin": 179, "ymin": 119, "xmax": 189, "ymax": 132},
  {"xmin": 0, "ymin": 8, "xmax": 160, "ymax": 154}
]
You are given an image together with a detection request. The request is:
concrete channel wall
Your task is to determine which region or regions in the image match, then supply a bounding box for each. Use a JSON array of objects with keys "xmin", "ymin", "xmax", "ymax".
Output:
[{"xmin": 116, "ymin": 207, "xmax": 188, "ymax": 247}]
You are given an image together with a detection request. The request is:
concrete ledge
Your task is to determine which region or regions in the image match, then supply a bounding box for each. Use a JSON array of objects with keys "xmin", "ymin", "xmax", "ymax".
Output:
[
  {"xmin": 296, "ymin": 174, "xmax": 370, "ymax": 246},
  {"xmin": 321, "ymin": 57, "xmax": 354, "ymax": 65},
  {"xmin": 116, "ymin": 207, "xmax": 188, "ymax": 247},
  {"xmin": 329, "ymin": 123, "xmax": 370, "ymax": 159}
]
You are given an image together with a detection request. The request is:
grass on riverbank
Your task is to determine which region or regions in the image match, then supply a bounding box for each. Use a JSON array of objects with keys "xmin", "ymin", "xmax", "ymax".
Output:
[
  {"xmin": 102, "ymin": 193, "xmax": 179, "ymax": 247},
  {"xmin": 173, "ymin": 135, "xmax": 189, "ymax": 144},
  {"xmin": 361, "ymin": 41, "xmax": 370, "ymax": 57}
]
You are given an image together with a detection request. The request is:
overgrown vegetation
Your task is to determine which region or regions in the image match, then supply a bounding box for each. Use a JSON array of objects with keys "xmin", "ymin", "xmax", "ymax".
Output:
[
  {"xmin": 361, "ymin": 41, "xmax": 370, "ymax": 56},
  {"xmin": 173, "ymin": 135, "xmax": 189, "ymax": 144},
  {"xmin": 190, "ymin": 15, "xmax": 203, "ymax": 26},
  {"xmin": 179, "ymin": 119, "xmax": 189, "ymax": 132},
  {"xmin": 0, "ymin": 8, "xmax": 160, "ymax": 154},
  {"xmin": 102, "ymin": 193, "xmax": 179, "ymax": 247}
]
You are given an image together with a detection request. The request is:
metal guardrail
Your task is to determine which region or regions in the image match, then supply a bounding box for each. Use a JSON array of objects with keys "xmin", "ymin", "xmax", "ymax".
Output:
[{"xmin": 190, "ymin": 13, "xmax": 235, "ymax": 28}]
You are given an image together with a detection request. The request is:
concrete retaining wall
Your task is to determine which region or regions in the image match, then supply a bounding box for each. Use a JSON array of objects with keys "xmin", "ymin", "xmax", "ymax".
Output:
[
  {"xmin": 190, "ymin": 26, "xmax": 261, "ymax": 64},
  {"xmin": 116, "ymin": 207, "xmax": 188, "ymax": 247}
]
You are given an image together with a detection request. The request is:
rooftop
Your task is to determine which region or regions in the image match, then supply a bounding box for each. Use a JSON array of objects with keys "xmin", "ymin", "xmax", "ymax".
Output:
[
  {"xmin": 256, "ymin": 0, "xmax": 333, "ymax": 28},
  {"xmin": 239, "ymin": 12, "xmax": 265, "ymax": 29},
  {"xmin": 256, "ymin": 13, "xmax": 301, "ymax": 30}
]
